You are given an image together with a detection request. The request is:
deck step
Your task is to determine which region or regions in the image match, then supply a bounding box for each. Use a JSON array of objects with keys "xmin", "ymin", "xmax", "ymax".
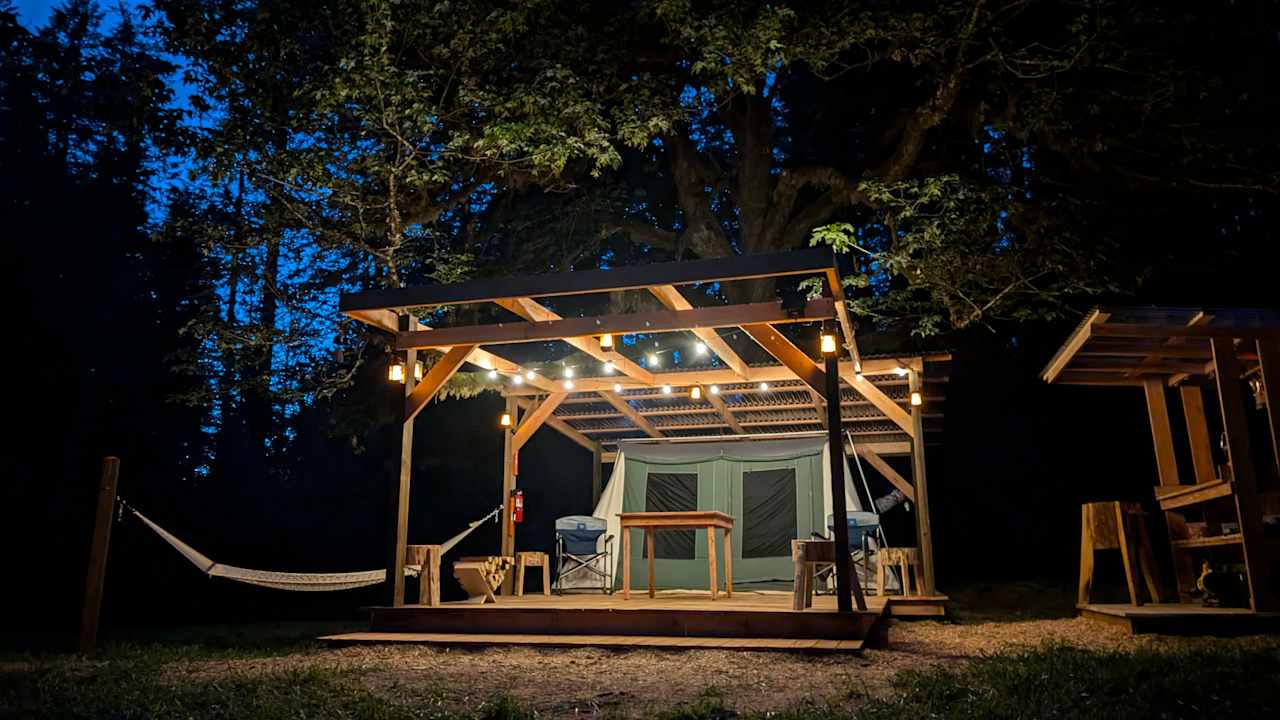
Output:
[
  {"xmin": 1156, "ymin": 480, "xmax": 1233, "ymax": 510},
  {"xmin": 321, "ymin": 631, "xmax": 863, "ymax": 653}
]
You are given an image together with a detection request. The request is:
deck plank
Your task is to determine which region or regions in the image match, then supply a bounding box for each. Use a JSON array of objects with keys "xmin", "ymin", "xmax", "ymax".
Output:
[{"xmin": 321, "ymin": 631, "xmax": 865, "ymax": 654}]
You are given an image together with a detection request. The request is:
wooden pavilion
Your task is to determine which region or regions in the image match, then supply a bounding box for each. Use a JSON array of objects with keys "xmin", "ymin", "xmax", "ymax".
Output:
[
  {"xmin": 330, "ymin": 248, "xmax": 949, "ymax": 651},
  {"xmin": 1044, "ymin": 307, "xmax": 1280, "ymax": 633}
]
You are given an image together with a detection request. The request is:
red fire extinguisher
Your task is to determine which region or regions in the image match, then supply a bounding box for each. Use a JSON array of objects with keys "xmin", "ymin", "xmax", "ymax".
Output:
[{"xmin": 511, "ymin": 489, "xmax": 524, "ymax": 524}]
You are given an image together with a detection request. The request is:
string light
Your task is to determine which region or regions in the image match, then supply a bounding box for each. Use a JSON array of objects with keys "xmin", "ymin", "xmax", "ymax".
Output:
[
  {"xmin": 758, "ymin": 382, "xmax": 770, "ymax": 391},
  {"xmin": 661, "ymin": 385, "xmax": 672, "ymax": 394},
  {"xmin": 525, "ymin": 370, "xmax": 536, "ymax": 380},
  {"xmin": 910, "ymin": 391, "xmax": 923, "ymax": 407},
  {"xmin": 820, "ymin": 333, "xmax": 837, "ymax": 355},
  {"xmin": 613, "ymin": 383, "xmax": 623, "ymax": 393},
  {"xmin": 413, "ymin": 362, "xmax": 423, "ymax": 381},
  {"xmin": 690, "ymin": 386, "xmax": 702, "ymax": 400},
  {"xmin": 648, "ymin": 353, "xmax": 660, "ymax": 367},
  {"xmin": 512, "ymin": 374, "xmax": 524, "ymax": 385},
  {"xmin": 894, "ymin": 365, "xmax": 909, "ymax": 377},
  {"xmin": 563, "ymin": 379, "xmax": 575, "ymax": 390},
  {"xmin": 499, "ymin": 412, "xmax": 512, "ymax": 427},
  {"xmin": 563, "ymin": 367, "xmax": 575, "ymax": 379},
  {"xmin": 603, "ymin": 360, "xmax": 616, "ymax": 374},
  {"xmin": 854, "ymin": 368, "xmax": 864, "ymax": 382},
  {"xmin": 600, "ymin": 333, "xmax": 614, "ymax": 349},
  {"xmin": 695, "ymin": 341, "xmax": 707, "ymax": 356},
  {"xmin": 709, "ymin": 385, "xmax": 720, "ymax": 395},
  {"xmin": 487, "ymin": 369, "xmax": 499, "ymax": 380}
]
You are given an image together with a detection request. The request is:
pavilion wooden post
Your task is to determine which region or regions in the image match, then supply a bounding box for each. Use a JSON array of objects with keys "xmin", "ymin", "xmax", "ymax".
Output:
[
  {"xmin": 80, "ymin": 456, "xmax": 120, "ymax": 652},
  {"xmin": 1142, "ymin": 377, "xmax": 1181, "ymax": 487},
  {"xmin": 592, "ymin": 444, "xmax": 603, "ymax": 507},
  {"xmin": 824, "ymin": 353, "xmax": 862, "ymax": 612},
  {"xmin": 384, "ymin": 315, "xmax": 417, "ymax": 607},
  {"xmin": 1211, "ymin": 338, "xmax": 1276, "ymax": 611},
  {"xmin": 499, "ymin": 394, "xmax": 518, "ymax": 594},
  {"xmin": 908, "ymin": 370, "xmax": 936, "ymax": 596},
  {"xmin": 1179, "ymin": 384, "xmax": 1218, "ymax": 485}
]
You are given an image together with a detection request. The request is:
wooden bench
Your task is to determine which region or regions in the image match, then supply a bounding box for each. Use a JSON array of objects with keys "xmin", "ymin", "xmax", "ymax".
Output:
[{"xmin": 514, "ymin": 551, "xmax": 550, "ymax": 597}]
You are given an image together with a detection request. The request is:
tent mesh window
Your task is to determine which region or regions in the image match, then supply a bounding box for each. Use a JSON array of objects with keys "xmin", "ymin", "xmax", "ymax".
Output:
[
  {"xmin": 645, "ymin": 472, "xmax": 697, "ymax": 559},
  {"xmin": 741, "ymin": 468, "xmax": 798, "ymax": 558}
]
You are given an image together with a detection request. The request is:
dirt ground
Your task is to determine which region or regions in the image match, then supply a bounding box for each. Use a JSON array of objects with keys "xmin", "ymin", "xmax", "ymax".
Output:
[{"xmin": 163, "ymin": 617, "xmax": 1280, "ymax": 717}]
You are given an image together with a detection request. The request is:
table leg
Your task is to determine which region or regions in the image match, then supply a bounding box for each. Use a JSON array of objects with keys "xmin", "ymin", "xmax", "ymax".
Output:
[
  {"xmin": 723, "ymin": 527, "xmax": 733, "ymax": 598},
  {"xmin": 706, "ymin": 526, "xmax": 719, "ymax": 600},
  {"xmin": 646, "ymin": 528, "xmax": 655, "ymax": 598},
  {"xmin": 622, "ymin": 526, "xmax": 631, "ymax": 600}
]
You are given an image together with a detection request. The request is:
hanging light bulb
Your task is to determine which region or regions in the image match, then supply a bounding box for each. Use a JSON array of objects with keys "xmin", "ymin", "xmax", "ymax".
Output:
[
  {"xmin": 413, "ymin": 361, "xmax": 423, "ymax": 381},
  {"xmin": 388, "ymin": 359, "xmax": 405, "ymax": 383},
  {"xmin": 758, "ymin": 382, "xmax": 770, "ymax": 391},
  {"xmin": 648, "ymin": 353, "xmax": 660, "ymax": 367},
  {"xmin": 854, "ymin": 367, "xmax": 864, "ymax": 382},
  {"xmin": 690, "ymin": 386, "xmax": 702, "ymax": 400},
  {"xmin": 563, "ymin": 367, "xmax": 575, "ymax": 379},
  {"xmin": 820, "ymin": 333, "xmax": 837, "ymax": 355},
  {"xmin": 525, "ymin": 369, "xmax": 536, "ymax": 381},
  {"xmin": 709, "ymin": 385, "xmax": 720, "ymax": 395},
  {"xmin": 512, "ymin": 374, "xmax": 524, "ymax": 386},
  {"xmin": 661, "ymin": 385, "xmax": 672, "ymax": 394},
  {"xmin": 695, "ymin": 341, "xmax": 708, "ymax": 356},
  {"xmin": 603, "ymin": 360, "xmax": 616, "ymax": 374},
  {"xmin": 487, "ymin": 369, "xmax": 499, "ymax": 380},
  {"xmin": 613, "ymin": 383, "xmax": 624, "ymax": 393},
  {"xmin": 499, "ymin": 412, "xmax": 512, "ymax": 427},
  {"xmin": 563, "ymin": 379, "xmax": 575, "ymax": 390},
  {"xmin": 910, "ymin": 391, "xmax": 923, "ymax": 407},
  {"xmin": 600, "ymin": 333, "xmax": 614, "ymax": 349},
  {"xmin": 894, "ymin": 365, "xmax": 909, "ymax": 377}
]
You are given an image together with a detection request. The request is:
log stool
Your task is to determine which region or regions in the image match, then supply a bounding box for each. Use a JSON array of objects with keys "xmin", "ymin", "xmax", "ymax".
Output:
[
  {"xmin": 791, "ymin": 539, "xmax": 838, "ymax": 610},
  {"xmin": 1078, "ymin": 501, "xmax": 1162, "ymax": 606},
  {"xmin": 514, "ymin": 551, "xmax": 550, "ymax": 597},
  {"xmin": 406, "ymin": 544, "xmax": 442, "ymax": 607},
  {"xmin": 878, "ymin": 547, "xmax": 923, "ymax": 597}
]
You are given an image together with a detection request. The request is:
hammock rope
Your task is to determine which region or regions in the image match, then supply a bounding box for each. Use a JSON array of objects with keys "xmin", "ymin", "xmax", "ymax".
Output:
[{"xmin": 121, "ymin": 499, "xmax": 502, "ymax": 592}]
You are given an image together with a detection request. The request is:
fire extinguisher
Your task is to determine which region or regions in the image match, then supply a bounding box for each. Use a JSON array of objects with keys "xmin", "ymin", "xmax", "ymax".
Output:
[{"xmin": 511, "ymin": 489, "xmax": 524, "ymax": 524}]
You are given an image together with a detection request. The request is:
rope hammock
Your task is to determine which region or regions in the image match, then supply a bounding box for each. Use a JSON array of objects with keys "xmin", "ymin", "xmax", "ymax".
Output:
[{"xmin": 122, "ymin": 500, "xmax": 502, "ymax": 592}]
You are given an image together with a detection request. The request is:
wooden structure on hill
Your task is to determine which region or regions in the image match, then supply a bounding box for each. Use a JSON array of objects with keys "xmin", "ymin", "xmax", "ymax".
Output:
[
  {"xmin": 336, "ymin": 248, "xmax": 949, "ymax": 648},
  {"xmin": 1044, "ymin": 307, "xmax": 1280, "ymax": 631}
]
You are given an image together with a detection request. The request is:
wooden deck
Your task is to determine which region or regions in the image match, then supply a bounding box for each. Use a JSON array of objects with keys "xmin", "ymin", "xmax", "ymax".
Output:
[
  {"xmin": 321, "ymin": 591, "xmax": 947, "ymax": 652},
  {"xmin": 1079, "ymin": 603, "xmax": 1280, "ymax": 635}
]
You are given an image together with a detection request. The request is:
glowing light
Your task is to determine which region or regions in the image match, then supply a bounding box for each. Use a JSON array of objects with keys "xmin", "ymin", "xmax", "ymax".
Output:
[
  {"xmin": 525, "ymin": 370, "xmax": 536, "ymax": 380},
  {"xmin": 648, "ymin": 353, "xmax": 659, "ymax": 367},
  {"xmin": 709, "ymin": 385, "xmax": 720, "ymax": 395},
  {"xmin": 603, "ymin": 360, "xmax": 616, "ymax": 374},
  {"xmin": 910, "ymin": 391, "xmax": 923, "ymax": 407},
  {"xmin": 695, "ymin": 341, "xmax": 707, "ymax": 355},
  {"xmin": 894, "ymin": 365, "xmax": 909, "ymax": 377},
  {"xmin": 758, "ymin": 382, "xmax": 770, "ymax": 391},
  {"xmin": 820, "ymin": 334, "xmax": 837, "ymax": 354},
  {"xmin": 413, "ymin": 362, "xmax": 423, "ymax": 381},
  {"xmin": 613, "ymin": 383, "xmax": 623, "ymax": 393},
  {"xmin": 854, "ymin": 368, "xmax": 864, "ymax": 382},
  {"xmin": 563, "ymin": 379, "xmax": 575, "ymax": 390},
  {"xmin": 499, "ymin": 413, "xmax": 512, "ymax": 427},
  {"xmin": 690, "ymin": 386, "xmax": 702, "ymax": 400},
  {"xmin": 661, "ymin": 385, "xmax": 672, "ymax": 394},
  {"xmin": 563, "ymin": 367, "xmax": 575, "ymax": 378},
  {"xmin": 512, "ymin": 374, "xmax": 524, "ymax": 385},
  {"xmin": 600, "ymin": 333, "xmax": 614, "ymax": 349},
  {"xmin": 487, "ymin": 369, "xmax": 499, "ymax": 380},
  {"xmin": 388, "ymin": 360, "xmax": 405, "ymax": 383}
]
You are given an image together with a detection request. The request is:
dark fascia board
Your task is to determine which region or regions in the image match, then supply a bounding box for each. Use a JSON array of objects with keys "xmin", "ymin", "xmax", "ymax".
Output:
[{"xmin": 339, "ymin": 247, "xmax": 837, "ymax": 313}]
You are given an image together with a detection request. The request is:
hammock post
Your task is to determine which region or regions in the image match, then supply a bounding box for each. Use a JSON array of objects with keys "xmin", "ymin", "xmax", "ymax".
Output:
[
  {"xmin": 385, "ymin": 314, "xmax": 418, "ymax": 607},
  {"xmin": 80, "ymin": 456, "xmax": 120, "ymax": 652}
]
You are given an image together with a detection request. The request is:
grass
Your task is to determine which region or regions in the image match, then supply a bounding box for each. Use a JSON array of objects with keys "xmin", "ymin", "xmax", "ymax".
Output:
[{"xmin": 2, "ymin": 628, "xmax": 1278, "ymax": 718}]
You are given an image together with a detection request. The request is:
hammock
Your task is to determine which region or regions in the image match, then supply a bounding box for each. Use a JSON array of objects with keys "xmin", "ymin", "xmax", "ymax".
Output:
[{"xmin": 123, "ymin": 501, "xmax": 502, "ymax": 592}]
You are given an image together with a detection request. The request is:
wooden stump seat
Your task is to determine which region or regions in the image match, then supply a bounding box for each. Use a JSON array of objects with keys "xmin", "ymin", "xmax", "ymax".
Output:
[
  {"xmin": 878, "ymin": 547, "xmax": 923, "ymax": 597},
  {"xmin": 514, "ymin": 551, "xmax": 550, "ymax": 597},
  {"xmin": 406, "ymin": 544, "xmax": 443, "ymax": 606},
  {"xmin": 791, "ymin": 539, "xmax": 838, "ymax": 610}
]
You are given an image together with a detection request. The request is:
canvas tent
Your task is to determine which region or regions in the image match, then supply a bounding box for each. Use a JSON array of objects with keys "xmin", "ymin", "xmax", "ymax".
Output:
[{"xmin": 566, "ymin": 435, "xmax": 864, "ymax": 590}]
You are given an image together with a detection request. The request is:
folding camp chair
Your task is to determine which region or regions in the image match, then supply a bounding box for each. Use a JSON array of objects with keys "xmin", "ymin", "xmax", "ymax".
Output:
[
  {"xmin": 812, "ymin": 512, "xmax": 890, "ymax": 594},
  {"xmin": 553, "ymin": 515, "xmax": 614, "ymax": 594}
]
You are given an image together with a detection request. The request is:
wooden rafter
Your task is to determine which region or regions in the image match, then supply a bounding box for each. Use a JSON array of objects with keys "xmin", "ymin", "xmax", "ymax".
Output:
[
  {"xmin": 340, "ymin": 247, "xmax": 837, "ymax": 313},
  {"xmin": 1041, "ymin": 309, "xmax": 1110, "ymax": 382},
  {"xmin": 598, "ymin": 390, "xmax": 663, "ymax": 438},
  {"xmin": 807, "ymin": 387, "xmax": 827, "ymax": 429},
  {"xmin": 740, "ymin": 324, "xmax": 826, "ymax": 394},
  {"xmin": 705, "ymin": 391, "xmax": 746, "ymax": 433},
  {"xmin": 850, "ymin": 444, "xmax": 915, "ymax": 502},
  {"xmin": 515, "ymin": 398, "xmax": 599, "ymax": 451},
  {"xmin": 512, "ymin": 392, "xmax": 568, "ymax": 451},
  {"xmin": 495, "ymin": 297, "xmax": 655, "ymax": 385},
  {"xmin": 839, "ymin": 370, "xmax": 914, "ymax": 438},
  {"xmin": 398, "ymin": 298, "xmax": 834, "ymax": 351},
  {"xmin": 824, "ymin": 266, "xmax": 861, "ymax": 373},
  {"xmin": 647, "ymin": 285, "xmax": 753, "ymax": 379}
]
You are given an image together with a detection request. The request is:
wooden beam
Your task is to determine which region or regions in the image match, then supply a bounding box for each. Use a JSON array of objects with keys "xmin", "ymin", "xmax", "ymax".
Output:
[
  {"xmin": 1211, "ymin": 338, "xmax": 1276, "ymax": 611},
  {"xmin": 496, "ymin": 297, "xmax": 655, "ymax": 385},
  {"xmin": 807, "ymin": 387, "xmax": 827, "ymax": 429},
  {"xmin": 648, "ymin": 285, "xmax": 753, "ymax": 379},
  {"xmin": 1093, "ymin": 324, "xmax": 1280, "ymax": 340},
  {"xmin": 80, "ymin": 456, "xmax": 120, "ymax": 652},
  {"xmin": 346, "ymin": 308, "xmax": 400, "ymax": 333},
  {"xmin": 386, "ymin": 316, "xmax": 419, "ymax": 607},
  {"xmin": 1042, "ymin": 309, "xmax": 1110, "ymax": 382},
  {"xmin": 841, "ymin": 371, "xmax": 914, "ymax": 438},
  {"xmin": 825, "ymin": 353, "xmax": 863, "ymax": 612},
  {"xmin": 705, "ymin": 391, "xmax": 746, "ymax": 434},
  {"xmin": 908, "ymin": 371, "xmax": 936, "ymax": 595},
  {"xmin": 399, "ymin": 298, "xmax": 834, "ymax": 351},
  {"xmin": 598, "ymin": 390, "xmax": 663, "ymax": 438},
  {"xmin": 851, "ymin": 445, "xmax": 915, "ymax": 502},
  {"xmin": 405, "ymin": 344, "xmax": 476, "ymax": 423},
  {"xmin": 341, "ymin": 247, "xmax": 837, "ymax": 312},
  {"xmin": 1257, "ymin": 338, "xmax": 1280, "ymax": 478},
  {"xmin": 825, "ymin": 266, "xmax": 862, "ymax": 376},
  {"xmin": 1143, "ymin": 377, "xmax": 1181, "ymax": 487},
  {"xmin": 514, "ymin": 398, "xmax": 598, "ymax": 451},
  {"xmin": 500, "ymin": 395, "xmax": 517, "ymax": 594},
  {"xmin": 512, "ymin": 393, "xmax": 568, "ymax": 451},
  {"xmin": 740, "ymin": 324, "xmax": 826, "ymax": 394},
  {"xmin": 1179, "ymin": 384, "xmax": 1218, "ymax": 485}
]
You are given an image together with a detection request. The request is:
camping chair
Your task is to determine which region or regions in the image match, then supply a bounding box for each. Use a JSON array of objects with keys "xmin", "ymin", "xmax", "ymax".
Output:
[
  {"xmin": 553, "ymin": 515, "xmax": 613, "ymax": 594},
  {"xmin": 812, "ymin": 512, "xmax": 887, "ymax": 594}
]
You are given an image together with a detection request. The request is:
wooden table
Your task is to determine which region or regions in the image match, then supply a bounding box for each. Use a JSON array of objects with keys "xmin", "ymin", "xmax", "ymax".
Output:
[{"xmin": 619, "ymin": 511, "xmax": 734, "ymax": 600}]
